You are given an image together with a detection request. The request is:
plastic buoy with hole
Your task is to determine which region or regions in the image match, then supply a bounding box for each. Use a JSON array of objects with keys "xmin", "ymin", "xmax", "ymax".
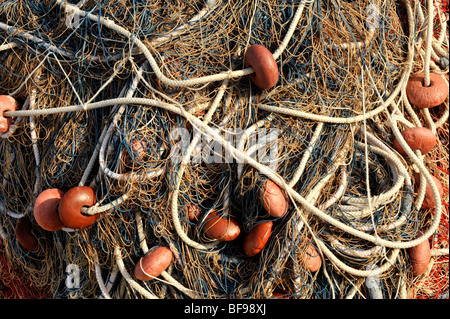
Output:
[
  {"xmin": 393, "ymin": 127, "xmax": 436, "ymax": 156},
  {"xmin": 0, "ymin": 95, "xmax": 20, "ymax": 134},
  {"xmin": 244, "ymin": 45, "xmax": 279, "ymax": 89},
  {"xmin": 406, "ymin": 72, "xmax": 448, "ymax": 109},
  {"xmin": 134, "ymin": 246, "xmax": 173, "ymax": 281},
  {"xmin": 58, "ymin": 186, "xmax": 98, "ymax": 229},
  {"xmin": 34, "ymin": 188, "xmax": 65, "ymax": 231}
]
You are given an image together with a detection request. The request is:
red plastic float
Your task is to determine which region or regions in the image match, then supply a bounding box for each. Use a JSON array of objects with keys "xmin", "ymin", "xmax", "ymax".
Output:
[
  {"xmin": 243, "ymin": 221, "xmax": 273, "ymax": 257},
  {"xmin": 303, "ymin": 246, "xmax": 321, "ymax": 272},
  {"xmin": 34, "ymin": 188, "xmax": 65, "ymax": 231},
  {"xmin": 406, "ymin": 72, "xmax": 449, "ymax": 109},
  {"xmin": 407, "ymin": 232, "xmax": 431, "ymax": 277},
  {"xmin": 129, "ymin": 139, "xmax": 147, "ymax": 164},
  {"xmin": 202, "ymin": 211, "xmax": 241, "ymax": 241},
  {"xmin": 259, "ymin": 180, "xmax": 289, "ymax": 218},
  {"xmin": 393, "ymin": 127, "xmax": 436, "ymax": 156},
  {"xmin": 244, "ymin": 45, "xmax": 279, "ymax": 89},
  {"xmin": 58, "ymin": 186, "xmax": 98, "ymax": 229},
  {"xmin": 0, "ymin": 95, "xmax": 20, "ymax": 134},
  {"xmin": 413, "ymin": 173, "xmax": 444, "ymax": 210},
  {"xmin": 134, "ymin": 246, "xmax": 173, "ymax": 281},
  {"xmin": 271, "ymin": 290, "xmax": 290, "ymax": 299},
  {"xmin": 15, "ymin": 216, "xmax": 37, "ymax": 251},
  {"xmin": 184, "ymin": 203, "xmax": 202, "ymax": 222}
]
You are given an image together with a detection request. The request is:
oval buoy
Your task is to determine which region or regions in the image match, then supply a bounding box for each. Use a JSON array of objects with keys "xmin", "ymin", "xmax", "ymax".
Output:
[
  {"xmin": 302, "ymin": 245, "xmax": 321, "ymax": 272},
  {"xmin": 58, "ymin": 186, "xmax": 97, "ymax": 229},
  {"xmin": 407, "ymin": 232, "xmax": 431, "ymax": 277},
  {"xmin": 244, "ymin": 45, "xmax": 279, "ymax": 89},
  {"xmin": 393, "ymin": 127, "xmax": 436, "ymax": 156},
  {"xmin": 184, "ymin": 203, "xmax": 202, "ymax": 222},
  {"xmin": 15, "ymin": 216, "xmax": 37, "ymax": 251},
  {"xmin": 202, "ymin": 211, "xmax": 241, "ymax": 241},
  {"xmin": 406, "ymin": 72, "xmax": 448, "ymax": 109},
  {"xmin": 413, "ymin": 173, "xmax": 444, "ymax": 210},
  {"xmin": 243, "ymin": 221, "xmax": 273, "ymax": 257},
  {"xmin": 134, "ymin": 246, "xmax": 173, "ymax": 281},
  {"xmin": 259, "ymin": 180, "xmax": 289, "ymax": 218},
  {"xmin": 128, "ymin": 139, "xmax": 147, "ymax": 165}
]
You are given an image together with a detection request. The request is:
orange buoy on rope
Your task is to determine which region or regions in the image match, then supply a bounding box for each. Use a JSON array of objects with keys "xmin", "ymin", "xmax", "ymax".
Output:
[
  {"xmin": 302, "ymin": 245, "xmax": 321, "ymax": 272},
  {"xmin": 58, "ymin": 186, "xmax": 97, "ymax": 229},
  {"xmin": 407, "ymin": 232, "xmax": 431, "ymax": 277},
  {"xmin": 243, "ymin": 221, "xmax": 273, "ymax": 257},
  {"xmin": 406, "ymin": 72, "xmax": 449, "ymax": 109},
  {"xmin": 15, "ymin": 216, "xmax": 37, "ymax": 251},
  {"xmin": 413, "ymin": 173, "xmax": 444, "ymax": 210},
  {"xmin": 134, "ymin": 246, "xmax": 173, "ymax": 281},
  {"xmin": 0, "ymin": 95, "xmax": 20, "ymax": 134},
  {"xmin": 34, "ymin": 189, "xmax": 65, "ymax": 231},
  {"xmin": 129, "ymin": 139, "xmax": 147, "ymax": 164},
  {"xmin": 244, "ymin": 45, "xmax": 279, "ymax": 89},
  {"xmin": 271, "ymin": 290, "xmax": 290, "ymax": 299},
  {"xmin": 393, "ymin": 127, "xmax": 436, "ymax": 156},
  {"xmin": 202, "ymin": 211, "xmax": 241, "ymax": 241},
  {"xmin": 259, "ymin": 180, "xmax": 289, "ymax": 218},
  {"xmin": 184, "ymin": 203, "xmax": 202, "ymax": 222}
]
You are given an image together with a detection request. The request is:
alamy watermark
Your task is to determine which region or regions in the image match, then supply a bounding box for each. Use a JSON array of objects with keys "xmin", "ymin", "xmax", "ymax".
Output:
[
  {"xmin": 169, "ymin": 127, "xmax": 280, "ymax": 167},
  {"xmin": 64, "ymin": 3, "xmax": 82, "ymax": 30},
  {"xmin": 365, "ymin": 4, "xmax": 381, "ymax": 31},
  {"xmin": 365, "ymin": 264, "xmax": 383, "ymax": 299},
  {"xmin": 65, "ymin": 263, "xmax": 80, "ymax": 289}
]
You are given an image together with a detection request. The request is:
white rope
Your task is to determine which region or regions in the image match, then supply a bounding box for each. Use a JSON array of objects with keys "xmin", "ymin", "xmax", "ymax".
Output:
[
  {"xmin": 29, "ymin": 90, "xmax": 41, "ymax": 197},
  {"xmin": 170, "ymin": 79, "xmax": 229, "ymax": 251},
  {"xmin": 288, "ymin": 122, "xmax": 324, "ymax": 187},
  {"xmin": 95, "ymin": 262, "xmax": 112, "ymax": 299},
  {"xmin": 423, "ymin": 0, "xmax": 434, "ymax": 87}
]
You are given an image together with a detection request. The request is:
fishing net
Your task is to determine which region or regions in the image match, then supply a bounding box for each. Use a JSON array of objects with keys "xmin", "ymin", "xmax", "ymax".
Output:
[{"xmin": 0, "ymin": 0, "xmax": 448, "ymax": 299}]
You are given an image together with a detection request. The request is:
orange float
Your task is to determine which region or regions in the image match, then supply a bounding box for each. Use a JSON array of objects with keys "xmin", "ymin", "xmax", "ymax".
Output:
[
  {"xmin": 202, "ymin": 211, "xmax": 241, "ymax": 241},
  {"xmin": 393, "ymin": 127, "xmax": 436, "ymax": 156},
  {"xmin": 34, "ymin": 188, "xmax": 65, "ymax": 231},
  {"xmin": 129, "ymin": 139, "xmax": 147, "ymax": 165},
  {"xmin": 58, "ymin": 186, "xmax": 98, "ymax": 229},
  {"xmin": 302, "ymin": 246, "xmax": 321, "ymax": 272},
  {"xmin": 15, "ymin": 216, "xmax": 37, "ymax": 251},
  {"xmin": 0, "ymin": 95, "xmax": 20, "ymax": 134},
  {"xmin": 184, "ymin": 204, "xmax": 202, "ymax": 222},
  {"xmin": 406, "ymin": 72, "xmax": 448, "ymax": 109},
  {"xmin": 244, "ymin": 45, "xmax": 279, "ymax": 89},
  {"xmin": 134, "ymin": 246, "xmax": 173, "ymax": 281},
  {"xmin": 413, "ymin": 173, "xmax": 444, "ymax": 210},
  {"xmin": 243, "ymin": 221, "xmax": 273, "ymax": 257},
  {"xmin": 271, "ymin": 290, "xmax": 290, "ymax": 299},
  {"xmin": 407, "ymin": 232, "xmax": 431, "ymax": 277},
  {"xmin": 259, "ymin": 180, "xmax": 289, "ymax": 218}
]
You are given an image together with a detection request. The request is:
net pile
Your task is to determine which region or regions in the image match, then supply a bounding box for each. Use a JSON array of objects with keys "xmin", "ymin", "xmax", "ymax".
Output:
[{"xmin": 0, "ymin": 0, "xmax": 448, "ymax": 299}]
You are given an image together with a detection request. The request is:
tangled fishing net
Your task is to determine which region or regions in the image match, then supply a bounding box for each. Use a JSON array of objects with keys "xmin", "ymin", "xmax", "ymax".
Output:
[{"xmin": 0, "ymin": 0, "xmax": 448, "ymax": 299}]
